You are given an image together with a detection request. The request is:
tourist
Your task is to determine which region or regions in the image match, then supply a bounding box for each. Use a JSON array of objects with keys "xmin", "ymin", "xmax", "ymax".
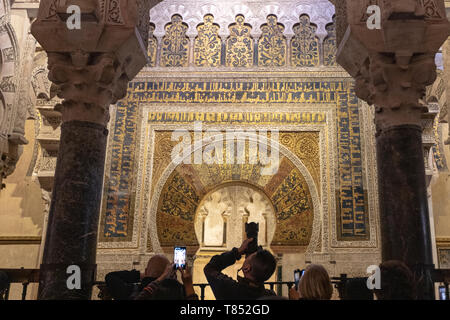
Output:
[
  {"xmin": 204, "ymin": 238, "xmax": 277, "ymax": 300},
  {"xmin": 105, "ymin": 254, "xmax": 171, "ymax": 300},
  {"xmin": 0, "ymin": 271, "xmax": 9, "ymax": 300},
  {"xmin": 374, "ymin": 260, "xmax": 416, "ymax": 300},
  {"xmin": 135, "ymin": 264, "xmax": 198, "ymax": 300},
  {"xmin": 341, "ymin": 277, "xmax": 374, "ymax": 300},
  {"xmin": 289, "ymin": 264, "xmax": 333, "ymax": 300}
]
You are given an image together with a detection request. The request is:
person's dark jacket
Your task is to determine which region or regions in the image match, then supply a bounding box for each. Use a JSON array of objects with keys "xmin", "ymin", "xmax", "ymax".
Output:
[
  {"xmin": 204, "ymin": 248, "xmax": 276, "ymax": 300},
  {"xmin": 134, "ymin": 279, "xmax": 199, "ymax": 300},
  {"xmin": 105, "ymin": 270, "xmax": 155, "ymax": 300},
  {"xmin": 0, "ymin": 271, "xmax": 9, "ymax": 300}
]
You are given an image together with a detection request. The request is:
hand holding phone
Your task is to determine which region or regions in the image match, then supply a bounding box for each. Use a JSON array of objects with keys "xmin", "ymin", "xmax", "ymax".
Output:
[
  {"xmin": 294, "ymin": 269, "xmax": 305, "ymax": 290},
  {"xmin": 294, "ymin": 269, "xmax": 300, "ymax": 290}
]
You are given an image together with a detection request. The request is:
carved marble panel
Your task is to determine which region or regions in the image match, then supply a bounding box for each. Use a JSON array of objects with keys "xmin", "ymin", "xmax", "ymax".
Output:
[
  {"xmin": 226, "ymin": 15, "xmax": 253, "ymax": 67},
  {"xmin": 194, "ymin": 14, "xmax": 222, "ymax": 67},
  {"xmin": 258, "ymin": 15, "xmax": 287, "ymax": 67},
  {"xmin": 291, "ymin": 15, "xmax": 319, "ymax": 67},
  {"xmin": 160, "ymin": 14, "xmax": 189, "ymax": 67}
]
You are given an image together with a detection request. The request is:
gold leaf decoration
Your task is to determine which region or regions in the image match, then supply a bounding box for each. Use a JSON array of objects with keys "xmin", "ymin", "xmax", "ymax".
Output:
[
  {"xmin": 194, "ymin": 14, "xmax": 222, "ymax": 67},
  {"xmin": 226, "ymin": 15, "xmax": 254, "ymax": 67},
  {"xmin": 258, "ymin": 15, "xmax": 287, "ymax": 67},
  {"xmin": 160, "ymin": 14, "xmax": 189, "ymax": 67},
  {"xmin": 147, "ymin": 23, "xmax": 158, "ymax": 67},
  {"xmin": 291, "ymin": 14, "xmax": 319, "ymax": 67},
  {"xmin": 323, "ymin": 17, "xmax": 337, "ymax": 67}
]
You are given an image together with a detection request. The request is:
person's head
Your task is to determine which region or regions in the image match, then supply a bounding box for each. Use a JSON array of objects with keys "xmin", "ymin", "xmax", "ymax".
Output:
[
  {"xmin": 144, "ymin": 254, "xmax": 171, "ymax": 278},
  {"xmin": 342, "ymin": 277, "xmax": 374, "ymax": 300},
  {"xmin": 298, "ymin": 264, "xmax": 333, "ymax": 300},
  {"xmin": 241, "ymin": 249, "xmax": 276, "ymax": 284},
  {"xmin": 375, "ymin": 260, "xmax": 416, "ymax": 300}
]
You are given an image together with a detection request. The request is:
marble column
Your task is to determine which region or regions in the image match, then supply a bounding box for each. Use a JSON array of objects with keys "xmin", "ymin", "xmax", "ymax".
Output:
[
  {"xmin": 376, "ymin": 125, "xmax": 434, "ymax": 298},
  {"xmin": 333, "ymin": 0, "xmax": 450, "ymax": 299},
  {"xmin": 362, "ymin": 53, "xmax": 440, "ymax": 301},
  {"xmin": 31, "ymin": 0, "xmax": 160, "ymax": 299},
  {"xmin": 38, "ymin": 121, "xmax": 108, "ymax": 299}
]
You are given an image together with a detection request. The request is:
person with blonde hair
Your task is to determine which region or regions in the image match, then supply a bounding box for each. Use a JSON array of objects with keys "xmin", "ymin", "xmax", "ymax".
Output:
[{"xmin": 289, "ymin": 264, "xmax": 333, "ymax": 300}]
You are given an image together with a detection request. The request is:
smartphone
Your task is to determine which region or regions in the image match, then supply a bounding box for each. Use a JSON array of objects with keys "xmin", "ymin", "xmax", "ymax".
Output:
[
  {"xmin": 439, "ymin": 286, "xmax": 447, "ymax": 300},
  {"xmin": 174, "ymin": 246, "xmax": 186, "ymax": 269},
  {"xmin": 294, "ymin": 269, "xmax": 301, "ymax": 289}
]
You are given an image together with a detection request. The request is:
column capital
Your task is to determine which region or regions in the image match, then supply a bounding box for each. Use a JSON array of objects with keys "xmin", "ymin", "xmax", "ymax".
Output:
[
  {"xmin": 334, "ymin": 0, "xmax": 450, "ymax": 132},
  {"xmin": 31, "ymin": 0, "xmax": 162, "ymax": 126},
  {"xmin": 356, "ymin": 51, "xmax": 437, "ymax": 131},
  {"xmin": 47, "ymin": 50, "xmax": 129, "ymax": 125}
]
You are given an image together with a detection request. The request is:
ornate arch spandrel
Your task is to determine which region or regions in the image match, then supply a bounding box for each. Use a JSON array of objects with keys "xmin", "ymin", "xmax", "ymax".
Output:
[{"xmin": 149, "ymin": 134, "xmax": 322, "ymax": 255}]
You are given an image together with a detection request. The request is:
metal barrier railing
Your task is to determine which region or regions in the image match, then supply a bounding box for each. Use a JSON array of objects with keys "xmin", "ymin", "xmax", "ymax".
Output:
[
  {"xmin": 94, "ymin": 281, "xmax": 298, "ymax": 300},
  {"xmin": 2, "ymin": 268, "xmax": 449, "ymax": 300}
]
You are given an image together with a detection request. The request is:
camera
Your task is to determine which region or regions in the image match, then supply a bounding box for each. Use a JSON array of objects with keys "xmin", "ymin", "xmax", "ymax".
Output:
[{"xmin": 245, "ymin": 222, "xmax": 259, "ymax": 257}]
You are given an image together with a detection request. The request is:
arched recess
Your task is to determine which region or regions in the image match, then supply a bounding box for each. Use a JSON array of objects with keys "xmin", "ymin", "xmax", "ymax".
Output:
[
  {"xmin": 194, "ymin": 181, "xmax": 277, "ymax": 250},
  {"xmin": 146, "ymin": 133, "xmax": 322, "ymax": 256}
]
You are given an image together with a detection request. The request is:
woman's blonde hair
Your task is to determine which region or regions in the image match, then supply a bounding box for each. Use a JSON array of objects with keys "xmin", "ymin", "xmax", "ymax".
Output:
[{"xmin": 298, "ymin": 264, "xmax": 333, "ymax": 300}]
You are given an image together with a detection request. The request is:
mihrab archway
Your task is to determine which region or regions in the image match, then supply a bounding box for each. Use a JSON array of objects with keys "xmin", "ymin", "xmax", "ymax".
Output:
[{"xmin": 148, "ymin": 134, "xmax": 322, "ymax": 256}]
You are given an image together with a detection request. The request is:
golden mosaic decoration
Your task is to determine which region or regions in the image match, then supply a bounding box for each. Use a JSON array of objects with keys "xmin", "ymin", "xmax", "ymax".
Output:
[
  {"xmin": 194, "ymin": 14, "xmax": 222, "ymax": 67},
  {"xmin": 323, "ymin": 18, "xmax": 337, "ymax": 67},
  {"xmin": 226, "ymin": 15, "xmax": 254, "ymax": 67},
  {"xmin": 152, "ymin": 129, "xmax": 319, "ymax": 247},
  {"xmin": 160, "ymin": 14, "xmax": 189, "ymax": 67},
  {"xmin": 291, "ymin": 15, "xmax": 320, "ymax": 67},
  {"xmin": 258, "ymin": 15, "xmax": 287, "ymax": 67},
  {"xmin": 147, "ymin": 23, "xmax": 158, "ymax": 67}
]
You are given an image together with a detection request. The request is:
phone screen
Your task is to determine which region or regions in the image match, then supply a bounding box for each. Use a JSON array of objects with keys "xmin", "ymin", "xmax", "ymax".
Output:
[
  {"xmin": 294, "ymin": 270, "xmax": 300, "ymax": 284},
  {"xmin": 439, "ymin": 286, "xmax": 447, "ymax": 300},
  {"xmin": 294, "ymin": 269, "xmax": 300, "ymax": 289},
  {"xmin": 174, "ymin": 246, "xmax": 186, "ymax": 269}
]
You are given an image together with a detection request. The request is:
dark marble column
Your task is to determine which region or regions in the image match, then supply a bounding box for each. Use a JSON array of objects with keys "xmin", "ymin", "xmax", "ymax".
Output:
[
  {"xmin": 376, "ymin": 124, "xmax": 434, "ymax": 300},
  {"xmin": 38, "ymin": 121, "xmax": 108, "ymax": 300},
  {"xmin": 31, "ymin": 0, "xmax": 161, "ymax": 300}
]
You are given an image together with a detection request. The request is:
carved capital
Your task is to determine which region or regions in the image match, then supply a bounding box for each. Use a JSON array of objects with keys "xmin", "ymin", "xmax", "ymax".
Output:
[
  {"xmin": 356, "ymin": 52, "xmax": 437, "ymax": 131},
  {"xmin": 334, "ymin": 0, "xmax": 450, "ymax": 132},
  {"xmin": 31, "ymin": 0, "xmax": 162, "ymax": 126},
  {"xmin": 48, "ymin": 51, "xmax": 130, "ymax": 125}
]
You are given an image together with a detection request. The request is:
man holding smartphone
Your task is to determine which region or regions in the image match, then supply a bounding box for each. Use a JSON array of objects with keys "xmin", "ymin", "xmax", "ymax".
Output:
[
  {"xmin": 204, "ymin": 238, "xmax": 277, "ymax": 300},
  {"xmin": 105, "ymin": 254, "xmax": 171, "ymax": 300}
]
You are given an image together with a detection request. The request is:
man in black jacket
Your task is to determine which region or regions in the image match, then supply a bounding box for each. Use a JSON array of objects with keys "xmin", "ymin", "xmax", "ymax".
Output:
[
  {"xmin": 105, "ymin": 254, "xmax": 171, "ymax": 300},
  {"xmin": 204, "ymin": 238, "xmax": 277, "ymax": 300}
]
